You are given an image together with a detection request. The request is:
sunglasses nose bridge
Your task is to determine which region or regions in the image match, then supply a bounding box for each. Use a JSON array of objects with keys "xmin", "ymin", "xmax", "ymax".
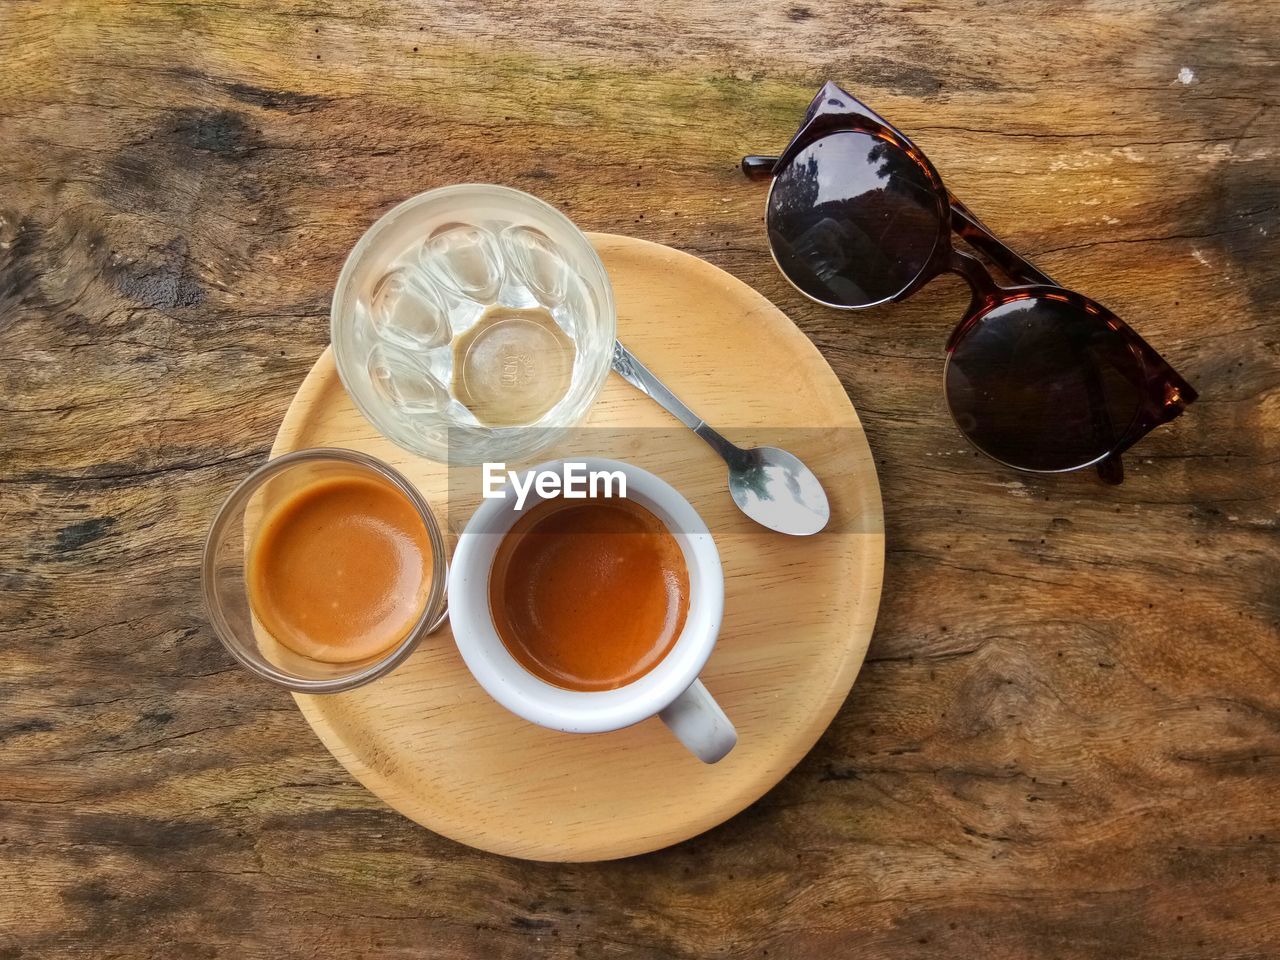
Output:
[
  {"xmin": 947, "ymin": 249, "xmax": 1000, "ymax": 297},
  {"xmin": 945, "ymin": 251, "xmax": 1002, "ymax": 350}
]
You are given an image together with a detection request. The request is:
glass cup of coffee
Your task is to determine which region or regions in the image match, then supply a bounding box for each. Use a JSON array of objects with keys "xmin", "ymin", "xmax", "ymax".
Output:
[
  {"xmin": 448, "ymin": 457, "xmax": 737, "ymax": 764},
  {"xmin": 331, "ymin": 185, "xmax": 617, "ymax": 465},
  {"xmin": 203, "ymin": 449, "xmax": 448, "ymax": 692}
]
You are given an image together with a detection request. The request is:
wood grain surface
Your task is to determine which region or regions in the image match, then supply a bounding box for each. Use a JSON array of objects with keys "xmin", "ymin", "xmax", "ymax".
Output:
[{"xmin": 1, "ymin": 0, "xmax": 1277, "ymax": 956}]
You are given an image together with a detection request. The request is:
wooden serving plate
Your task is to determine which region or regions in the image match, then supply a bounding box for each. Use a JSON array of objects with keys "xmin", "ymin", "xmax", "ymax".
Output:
[{"xmin": 272, "ymin": 234, "xmax": 884, "ymax": 861}]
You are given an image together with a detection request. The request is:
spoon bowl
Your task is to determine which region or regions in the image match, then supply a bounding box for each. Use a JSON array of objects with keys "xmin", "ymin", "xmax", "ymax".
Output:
[
  {"xmin": 611, "ymin": 341, "xmax": 831, "ymax": 536},
  {"xmin": 725, "ymin": 445, "xmax": 830, "ymax": 536}
]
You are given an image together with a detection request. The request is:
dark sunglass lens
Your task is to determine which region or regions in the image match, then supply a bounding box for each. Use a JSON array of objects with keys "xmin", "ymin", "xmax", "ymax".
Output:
[
  {"xmin": 946, "ymin": 297, "xmax": 1146, "ymax": 471},
  {"xmin": 767, "ymin": 131, "xmax": 944, "ymax": 307}
]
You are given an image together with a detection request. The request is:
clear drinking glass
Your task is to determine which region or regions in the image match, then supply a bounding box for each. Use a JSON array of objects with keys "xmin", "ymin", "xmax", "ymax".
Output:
[
  {"xmin": 331, "ymin": 185, "xmax": 617, "ymax": 465},
  {"xmin": 202, "ymin": 449, "xmax": 448, "ymax": 693}
]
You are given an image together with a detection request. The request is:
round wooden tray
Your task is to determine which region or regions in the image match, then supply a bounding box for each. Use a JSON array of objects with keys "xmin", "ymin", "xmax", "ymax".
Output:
[{"xmin": 273, "ymin": 233, "xmax": 884, "ymax": 861}]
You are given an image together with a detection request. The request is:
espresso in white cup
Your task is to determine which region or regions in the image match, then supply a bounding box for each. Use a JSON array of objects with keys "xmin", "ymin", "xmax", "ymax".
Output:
[{"xmin": 448, "ymin": 457, "xmax": 736, "ymax": 763}]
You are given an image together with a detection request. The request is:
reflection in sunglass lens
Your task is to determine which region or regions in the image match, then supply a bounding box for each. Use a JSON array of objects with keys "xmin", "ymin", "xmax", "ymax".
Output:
[
  {"xmin": 766, "ymin": 131, "xmax": 944, "ymax": 307},
  {"xmin": 946, "ymin": 297, "xmax": 1146, "ymax": 471}
]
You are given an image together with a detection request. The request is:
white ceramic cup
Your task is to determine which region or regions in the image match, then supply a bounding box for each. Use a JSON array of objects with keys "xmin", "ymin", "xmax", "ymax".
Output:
[{"xmin": 448, "ymin": 457, "xmax": 737, "ymax": 763}]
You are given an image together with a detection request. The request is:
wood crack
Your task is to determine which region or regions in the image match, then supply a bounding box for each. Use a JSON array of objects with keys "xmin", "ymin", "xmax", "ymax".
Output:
[
  {"xmin": 1034, "ymin": 217, "xmax": 1278, "ymax": 258},
  {"xmin": 0, "ymin": 450, "xmax": 266, "ymax": 487}
]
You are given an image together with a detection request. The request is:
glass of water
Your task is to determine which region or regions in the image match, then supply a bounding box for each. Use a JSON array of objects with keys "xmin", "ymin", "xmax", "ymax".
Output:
[{"xmin": 331, "ymin": 185, "xmax": 616, "ymax": 465}]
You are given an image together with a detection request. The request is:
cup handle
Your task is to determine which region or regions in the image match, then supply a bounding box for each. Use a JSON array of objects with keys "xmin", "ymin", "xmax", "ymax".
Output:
[{"xmin": 659, "ymin": 679, "xmax": 736, "ymax": 764}]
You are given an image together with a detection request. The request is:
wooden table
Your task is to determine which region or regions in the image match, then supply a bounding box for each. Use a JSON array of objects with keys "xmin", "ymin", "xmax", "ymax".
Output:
[{"xmin": 2, "ymin": 2, "xmax": 1277, "ymax": 956}]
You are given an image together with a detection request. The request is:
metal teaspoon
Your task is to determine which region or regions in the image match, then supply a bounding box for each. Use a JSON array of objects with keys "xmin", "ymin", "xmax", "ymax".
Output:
[{"xmin": 610, "ymin": 341, "xmax": 831, "ymax": 536}]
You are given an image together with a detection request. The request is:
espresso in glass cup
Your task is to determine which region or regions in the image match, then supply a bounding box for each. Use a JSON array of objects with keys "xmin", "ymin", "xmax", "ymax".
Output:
[{"xmin": 203, "ymin": 449, "xmax": 447, "ymax": 692}]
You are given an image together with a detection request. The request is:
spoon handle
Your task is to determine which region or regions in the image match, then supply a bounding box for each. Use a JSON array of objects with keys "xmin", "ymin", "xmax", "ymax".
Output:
[
  {"xmin": 610, "ymin": 340, "xmax": 703, "ymax": 431},
  {"xmin": 611, "ymin": 341, "xmax": 745, "ymax": 467}
]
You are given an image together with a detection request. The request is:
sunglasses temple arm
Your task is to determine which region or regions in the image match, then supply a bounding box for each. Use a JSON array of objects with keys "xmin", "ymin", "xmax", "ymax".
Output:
[
  {"xmin": 1097, "ymin": 456, "xmax": 1124, "ymax": 484},
  {"xmin": 948, "ymin": 194, "xmax": 1058, "ymax": 288},
  {"xmin": 741, "ymin": 155, "xmax": 780, "ymax": 181}
]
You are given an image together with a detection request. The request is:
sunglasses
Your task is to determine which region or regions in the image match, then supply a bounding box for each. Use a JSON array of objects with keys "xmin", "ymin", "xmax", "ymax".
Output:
[{"xmin": 741, "ymin": 82, "xmax": 1197, "ymax": 484}]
